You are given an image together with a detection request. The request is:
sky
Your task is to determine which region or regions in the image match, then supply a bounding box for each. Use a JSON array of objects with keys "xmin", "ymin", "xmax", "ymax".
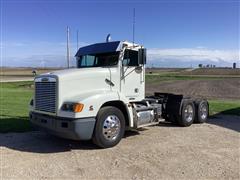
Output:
[{"xmin": 0, "ymin": 0, "xmax": 239, "ymax": 67}]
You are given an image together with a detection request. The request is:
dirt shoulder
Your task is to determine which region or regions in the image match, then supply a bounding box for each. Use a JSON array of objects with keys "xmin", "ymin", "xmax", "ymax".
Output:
[
  {"xmin": 0, "ymin": 76, "xmax": 34, "ymax": 82},
  {"xmin": 146, "ymin": 78, "xmax": 240, "ymax": 100},
  {"xmin": 1, "ymin": 115, "xmax": 239, "ymax": 179}
]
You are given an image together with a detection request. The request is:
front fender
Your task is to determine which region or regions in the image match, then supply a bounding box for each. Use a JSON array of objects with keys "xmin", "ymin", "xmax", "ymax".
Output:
[
  {"xmin": 57, "ymin": 90, "xmax": 119, "ymax": 118},
  {"xmin": 118, "ymin": 92, "xmax": 134, "ymax": 127}
]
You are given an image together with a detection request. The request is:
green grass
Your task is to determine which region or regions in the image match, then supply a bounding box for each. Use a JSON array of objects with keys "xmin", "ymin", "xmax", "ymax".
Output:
[
  {"xmin": 0, "ymin": 81, "xmax": 239, "ymax": 133},
  {"xmin": 209, "ymin": 100, "xmax": 240, "ymax": 116},
  {"xmin": 0, "ymin": 81, "xmax": 33, "ymax": 133},
  {"xmin": 145, "ymin": 74, "xmax": 227, "ymax": 84}
]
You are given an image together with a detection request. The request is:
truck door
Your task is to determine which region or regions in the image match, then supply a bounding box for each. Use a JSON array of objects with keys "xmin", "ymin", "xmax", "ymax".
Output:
[{"xmin": 121, "ymin": 49, "xmax": 145, "ymax": 101}]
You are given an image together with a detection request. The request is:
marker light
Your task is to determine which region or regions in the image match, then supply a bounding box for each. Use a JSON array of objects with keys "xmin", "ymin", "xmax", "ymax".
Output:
[{"xmin": 73, "ymin": 103, "xmax": 84, "ymax": 113}]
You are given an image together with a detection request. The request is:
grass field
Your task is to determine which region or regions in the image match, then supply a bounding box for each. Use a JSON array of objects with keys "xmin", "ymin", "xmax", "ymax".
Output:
[
  {"xmin": 0, "ymin": 81, "xmax": 33, "ymax": 132},
  {"xmin": 0, "ymin": 80, "xmax": 239, "ymax": 133},
  {"xmin": 145, "ymin": 74, "xmax": 229, "ymax": 84},
  {"xmin": 146, "ymin": 67, "xmax": 240, "ymax": 77},
  {"xmin": 209, "ymin": 100, "xmax": 240, "ymax": 116},
  {"xmin": 145, "ymin": 67, "xmax": 240, "ymax": 84}
]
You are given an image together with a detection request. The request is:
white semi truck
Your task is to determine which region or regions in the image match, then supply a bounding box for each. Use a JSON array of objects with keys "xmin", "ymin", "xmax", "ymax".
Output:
[{"xmin": 29, "ymin": 40, "xmax": 208, "ymax": 148}]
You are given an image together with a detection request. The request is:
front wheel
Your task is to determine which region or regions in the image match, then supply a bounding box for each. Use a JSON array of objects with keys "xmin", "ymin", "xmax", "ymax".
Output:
[{"xmin": 93, "ymin": 106, "xmax": 125, "ymax": 148}]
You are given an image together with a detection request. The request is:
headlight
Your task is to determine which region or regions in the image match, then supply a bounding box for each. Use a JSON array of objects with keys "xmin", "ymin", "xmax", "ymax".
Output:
[{"xmin": 62, "ymin": 103, "xmax": 84, "ymax": 113}]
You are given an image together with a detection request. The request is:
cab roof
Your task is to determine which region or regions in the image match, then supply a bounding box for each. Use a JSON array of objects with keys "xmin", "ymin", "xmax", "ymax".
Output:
[
  {"xmin": 75, "ymin": 40, "xmax": 143, "ymax": 57},
  {"xmin": 75, "ymin": 41, "xmax": 121, "ymax": 57}
]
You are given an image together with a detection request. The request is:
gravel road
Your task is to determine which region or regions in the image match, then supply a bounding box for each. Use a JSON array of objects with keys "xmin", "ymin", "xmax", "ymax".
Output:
[{"xmin": 1, "ymin": 115, "xmax": 239, "ymax": 179}]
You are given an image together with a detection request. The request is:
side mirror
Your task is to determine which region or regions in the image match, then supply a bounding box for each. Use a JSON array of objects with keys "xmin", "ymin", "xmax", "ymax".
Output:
[{"xmin": 138, "ymin": 48, "xmax": 147, "ymax": 65}]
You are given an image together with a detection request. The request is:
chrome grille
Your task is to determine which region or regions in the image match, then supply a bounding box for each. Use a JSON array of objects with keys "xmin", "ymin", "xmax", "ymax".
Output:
[{"xmin": 35, "ymin": 80, "xmax": 57, "ymax": 113}]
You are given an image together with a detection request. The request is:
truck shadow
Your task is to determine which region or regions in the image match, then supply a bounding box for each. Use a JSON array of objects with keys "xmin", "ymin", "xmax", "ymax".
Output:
[
  {"xmin": 1, "ymin": 114, "xmax": 141, "ymax": 153},
  {"xmin": 0, "ymin": 116, "xmax": 31, "ymax": 133},
  {"xmin": 0, "ymin": 115, "xmax": 99, "ymax": 152},
  {"xmin": 207, "ymin": 108, "xmax": 240, "ymax": 133},
  {"xmin": 0, "ymin": 132, "xmax": 98, "ymax": 153},
  {"xmin": 0, "ymin": 130, "xmax": 141, "ymax": 154},
  {"xmin": 158, "ymin": 121, "xmax": 179, "ymax": 127},
  {"xmin": 1, "ymin": 108, "xmax": 239, "ymax": 153},
  {"xmin": 157, "ymin": 108, "xmax": 240, "ymax": 133}
]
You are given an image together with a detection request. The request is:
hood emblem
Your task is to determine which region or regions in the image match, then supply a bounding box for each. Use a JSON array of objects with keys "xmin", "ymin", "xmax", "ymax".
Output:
[{"xmin": 41, "ymin": 77, "xmax": 49, "ymax": 82}]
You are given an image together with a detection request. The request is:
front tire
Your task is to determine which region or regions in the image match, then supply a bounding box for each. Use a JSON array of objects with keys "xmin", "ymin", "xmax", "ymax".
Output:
[{"xmin": 93, "ymin": 106, "xmax": 125, "ymax": 148}]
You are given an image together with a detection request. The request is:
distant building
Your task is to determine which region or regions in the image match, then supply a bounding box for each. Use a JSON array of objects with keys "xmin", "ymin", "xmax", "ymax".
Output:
[{"xmin": 233, "ymin": 62, "xmax": 236, "ymax": 69}]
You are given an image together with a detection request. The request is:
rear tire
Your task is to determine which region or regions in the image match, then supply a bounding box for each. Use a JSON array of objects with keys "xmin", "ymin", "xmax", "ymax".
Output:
[
  {"xmin": 194, "ymin": 100, "xmax": 209, "ymax": 123},
  {"xmin": 93, "ymin": 106, "xmax": 125, "ymax": 148},
  {"xmin": 178, "ymin": 100, "xmax": 195, "ymax": 127}
]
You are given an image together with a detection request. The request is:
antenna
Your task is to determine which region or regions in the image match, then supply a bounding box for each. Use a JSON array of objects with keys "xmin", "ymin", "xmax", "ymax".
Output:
[
  {"xmin": 67, "ymin": 26, "xmax": 70, "ymax": 68},
  {"xmin": 77, "ymin": 29, "xmax": 79, "ymax": 50},
  {"xmin": 132, "ymin": 8, "xmax": 135, "ymax": 47}
]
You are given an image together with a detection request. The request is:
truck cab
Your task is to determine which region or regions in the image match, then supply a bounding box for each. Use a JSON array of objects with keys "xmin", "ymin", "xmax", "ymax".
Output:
[{"xmin": 29, "ymin": 40, "xmax": 208, "ymax": 148}]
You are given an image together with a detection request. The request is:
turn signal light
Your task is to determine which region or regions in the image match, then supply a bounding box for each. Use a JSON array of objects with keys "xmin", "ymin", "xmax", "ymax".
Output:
[{"xmin": 73, "ymin": 103, "xmax": 84, "ymax": 113}]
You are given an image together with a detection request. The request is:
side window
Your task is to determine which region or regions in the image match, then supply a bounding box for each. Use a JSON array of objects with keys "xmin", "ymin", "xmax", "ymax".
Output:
[{"xmin": 123, "ymin": 49, "xmax": 138, "ymax": 66}]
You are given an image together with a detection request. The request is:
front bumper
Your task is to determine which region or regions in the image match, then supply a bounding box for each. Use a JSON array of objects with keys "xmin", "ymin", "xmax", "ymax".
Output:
[{"xmin": 29, "ymin": 112, "xmax": 96, "ymax": 140}]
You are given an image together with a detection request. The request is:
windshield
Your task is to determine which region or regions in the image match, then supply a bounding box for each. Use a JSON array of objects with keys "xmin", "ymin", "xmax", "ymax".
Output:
[{"xmin": 77, "ymin": 52, "xmax": 119, "ymax": 68}]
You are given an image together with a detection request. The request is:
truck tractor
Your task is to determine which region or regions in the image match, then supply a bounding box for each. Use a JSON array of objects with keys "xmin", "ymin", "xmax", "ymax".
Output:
[{"xmin": 29, "ymin": 40, "xmax": 209, "ymax": 148}]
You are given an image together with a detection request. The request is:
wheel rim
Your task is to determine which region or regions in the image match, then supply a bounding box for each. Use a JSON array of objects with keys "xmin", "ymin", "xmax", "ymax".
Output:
[
  {"xmin": 102, "ymin": 115, "xmax": 121, "ymax": 141},
  {"xmin": 184, "ymin": 104, "xmax": 194, "ymax": 122},
  {"xmin": 199, "ymin": 103, "xmax": 207, "ymax": 120}
]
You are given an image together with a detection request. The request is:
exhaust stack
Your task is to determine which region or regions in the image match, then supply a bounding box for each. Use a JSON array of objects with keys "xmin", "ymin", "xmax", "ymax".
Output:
[{"xmin": 106, "ymin": 34, "xmax": 111, "ymax": 42}]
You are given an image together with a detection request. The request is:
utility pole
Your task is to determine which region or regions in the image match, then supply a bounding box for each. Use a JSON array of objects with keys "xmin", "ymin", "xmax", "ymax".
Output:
[
  {"xmin": 67, "ymin": 26, "xmax": 70, "ymax": 68},
  {"xmin": 77, "ymin": 30, "xmax": 79, "ymax": 50},
  {"xmin": 132, "ymin": 8, "xmax": 135, "ymax": 47}
]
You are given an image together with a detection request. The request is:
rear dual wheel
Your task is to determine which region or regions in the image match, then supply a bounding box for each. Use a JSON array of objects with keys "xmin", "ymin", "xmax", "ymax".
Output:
[
  {"xmin": 178, "ymin": 100, "xmax": 195, "ymax": 127},
  {"xmin": 194, "ymin": 100, "xmax": 209, "ymax": 123},
  {"xmin": 175, "ymin": 99, "xmax": 208, "ymax": 126}
]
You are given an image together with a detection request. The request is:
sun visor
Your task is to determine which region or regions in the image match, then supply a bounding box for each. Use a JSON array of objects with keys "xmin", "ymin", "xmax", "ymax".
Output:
[{"xmin": 75, "ymin": 41, "xmax": 121, "ymax": 56}]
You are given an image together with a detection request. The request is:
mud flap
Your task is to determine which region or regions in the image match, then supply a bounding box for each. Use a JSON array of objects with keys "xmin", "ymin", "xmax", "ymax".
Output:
[{"xmin": 154, "ymin": 93, "xmax": 191, "ymax": 124}]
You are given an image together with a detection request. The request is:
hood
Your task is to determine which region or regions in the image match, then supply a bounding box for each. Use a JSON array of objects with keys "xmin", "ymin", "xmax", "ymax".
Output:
[
  {"xmin": 36, "ymin": 68, "xmax": 111, "ymax": 108},
  {"xmin": 43, "ymin": 68, "xmax": 109, "ymax": 82}
]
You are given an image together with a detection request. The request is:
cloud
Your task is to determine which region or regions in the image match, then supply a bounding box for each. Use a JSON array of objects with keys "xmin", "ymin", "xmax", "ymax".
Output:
[
  {"xmin": 147, "ymin": 48, "xmax": 240, "ymax": 64},
  {"xmin": 3, "ymin": 41, "xmax": 88, "ymax": 48},
  {"xmin": 1, "ymin": 41, "xmax": 239, "ymax": 67},
  {"xmin": 2, "ymin": 54, "xmax": 74, "ymax": 68},
  {"xmin": 1, "ymin": 41, "xmax": 89, "ymax": 67}
]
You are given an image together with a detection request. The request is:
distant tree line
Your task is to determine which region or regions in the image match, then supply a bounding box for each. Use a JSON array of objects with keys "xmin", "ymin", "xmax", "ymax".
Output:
[{"xmin": 198, "ymin": 62, "xmax": 237, "ymax": 69}]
